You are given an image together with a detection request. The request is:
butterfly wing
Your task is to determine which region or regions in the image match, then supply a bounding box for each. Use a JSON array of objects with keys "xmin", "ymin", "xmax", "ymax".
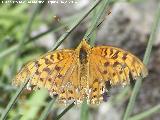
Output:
[
  {"xmin": 57, "ymin": 63, "xmax": 81, "ymax": 104},
  {"xmin": 88, "ymin": 46, "xmax": 148, "ymax": 103},
  {"xmin": 90, "ymin": 46, "xmax": 148, "ymax": 85},
  {"xmin": 13, "ymin": 50, "xmax": 79, "ymax": 102}
]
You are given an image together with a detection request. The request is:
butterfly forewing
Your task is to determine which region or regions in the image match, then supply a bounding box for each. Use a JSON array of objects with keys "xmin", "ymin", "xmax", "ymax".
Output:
[
  {"xmin": 90, "ymin": 46, "xmax": 148, "ymax": 86},
  {"xmin": 13, "ymin": 50, "xmax": 77, "ymax": 96}
]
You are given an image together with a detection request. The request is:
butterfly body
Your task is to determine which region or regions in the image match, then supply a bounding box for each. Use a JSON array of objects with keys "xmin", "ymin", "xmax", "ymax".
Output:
[{"xmin": 13, "ymin": 39, "xmax": 148, "ymax": 104}]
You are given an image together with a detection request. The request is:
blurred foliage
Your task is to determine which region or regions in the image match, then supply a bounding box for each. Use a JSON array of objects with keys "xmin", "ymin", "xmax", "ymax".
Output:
[
  {"xmin": 0, "ymin": 3, "xmax": 42, "ymax": 46},
  {"xmin": 0, "ymin": 3, "xmax": 46, "ymax": 119},
  {"xmin": 0, "ymin": 0, "xmax": 160, "ymax": 120},
  {"xmin": 0, "ymin": 4, "xmax": 41, "ymax": 74}
]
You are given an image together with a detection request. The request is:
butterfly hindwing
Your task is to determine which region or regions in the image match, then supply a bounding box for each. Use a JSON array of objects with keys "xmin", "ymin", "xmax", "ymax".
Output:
[
  {"xmin": 89, "ymin": 59, "xmax": 106, "ymax": 104},
  {"xmin": 57, "ymin": 63, "xmax": 80, "ymax": 104}
]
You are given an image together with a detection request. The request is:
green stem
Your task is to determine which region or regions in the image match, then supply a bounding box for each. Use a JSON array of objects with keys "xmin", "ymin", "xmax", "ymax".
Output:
[
  {"xmin": 0, "ymin": 3, "xmax": 44, "ymax": 120},
  {"xmin": 80, "ymin": 99, "xmax": 89, "ymax": 120},
  {"xmin": 11, "ymin": 3, "xmax": 44, "ymax": 76},
  {"xmin": 55, "ymin": 102, "xmax": 75, "ymax": 120},
  {"xmin": 129, "ymin": 104, "xmax": 160, "ymax": 120},
  {"xmin": 84, "ymin": 0, "xmax": 110, "ymax": 44},
  {"xmin": 0, "ymin": 24, "xmax": 65, "ymax": 59},
  {"xmin": 0, "ymin": 79, "xmax": 30, "ymax": 120},
  {"xmin": 39, "ymin": 97, "xmax": 57, "ymax": 120},
  {"xmin": 0, "ymin": 0, "xmax": 102, "ymax": 58},
  {"xmin": 123, "ymin": 4, "xmax": 160, "ymax": 120},
  {"xmin": 49, "ymin": 0, "xmax": 103, "ymax": 51}
]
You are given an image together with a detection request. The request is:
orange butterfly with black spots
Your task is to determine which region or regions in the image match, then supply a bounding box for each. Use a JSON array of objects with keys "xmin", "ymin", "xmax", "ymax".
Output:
[{"xmin": 13, "ymin": 39, "xmax": 148, "ymax": 104}]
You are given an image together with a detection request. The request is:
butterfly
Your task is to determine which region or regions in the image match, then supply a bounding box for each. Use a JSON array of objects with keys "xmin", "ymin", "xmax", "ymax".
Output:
[{"xmin": 13, "ymin": 39, "xmax": 148, "ymax": 104}]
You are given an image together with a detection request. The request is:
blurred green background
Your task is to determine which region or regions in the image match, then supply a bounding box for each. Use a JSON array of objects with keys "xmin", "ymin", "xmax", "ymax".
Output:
[{"xmin": 0, "ymin": 0, "xmax": 160, "ymax": 120}]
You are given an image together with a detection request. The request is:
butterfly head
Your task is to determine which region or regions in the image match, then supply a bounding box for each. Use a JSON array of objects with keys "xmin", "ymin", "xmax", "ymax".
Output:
[
  {"xmin": 76, "ymin": 39, "xmax": 91, "ymax": 51},
  {"xmin": 76, "ymin": 39, "xmax": 91, "ymax": 64}
]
